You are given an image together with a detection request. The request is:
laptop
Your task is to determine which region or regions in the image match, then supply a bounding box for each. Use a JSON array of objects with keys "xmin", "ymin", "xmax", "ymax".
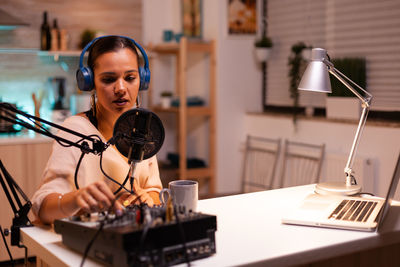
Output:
[{"xmin": 282, "ymin": 153, "xmax": 400, "ymax": 232}]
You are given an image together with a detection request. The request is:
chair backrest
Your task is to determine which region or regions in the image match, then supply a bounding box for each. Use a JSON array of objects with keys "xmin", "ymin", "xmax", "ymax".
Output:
[
  {"xmin": 241, "ymin": 135, "xmax": 281, "ymax": 193},
  {"xmin": 279, "ymin": 140, "xmax": 325, "ymax": 188}
]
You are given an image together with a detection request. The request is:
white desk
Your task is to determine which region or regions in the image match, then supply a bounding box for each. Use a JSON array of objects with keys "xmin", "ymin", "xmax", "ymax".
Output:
[{"xmin": 21, "ymin": 185, "xmax": 400, "ymax": 266}]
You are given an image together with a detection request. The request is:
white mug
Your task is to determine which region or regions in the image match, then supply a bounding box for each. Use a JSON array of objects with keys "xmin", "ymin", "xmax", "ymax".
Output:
[{"xmin": 159, "ymin": 180, "xmax": 198, "ymax": 214}]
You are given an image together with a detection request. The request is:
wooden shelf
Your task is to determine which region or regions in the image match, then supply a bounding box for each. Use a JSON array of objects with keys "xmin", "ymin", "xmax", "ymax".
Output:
[
  {"xmin": 184, "ymin": 167, "xmax": 213, "ymax": 179},
  {"xmin": 159, "ymin": 166, "xmax": 213, "ymax": 179},
  {"xmin": 152, "ymin": 105, "xmax": 212, "ymax": 116},
  {"xmin": 38, "ymin": 50, "xmax": 82, "ymax": 57},
  {"xmin": 148, "ymin": 37, "xmax": 217, "ymax": 195},
  {"xmin": 148, "ymin": 40, "xmax": 213, "ymax": 54},
  {"xmin": 0, "ymin": 48, "xmax": 81, "ymax": 57},
  {"xmin": 0, "ymin": 48, "xmax": 40, "ymax": 54}
]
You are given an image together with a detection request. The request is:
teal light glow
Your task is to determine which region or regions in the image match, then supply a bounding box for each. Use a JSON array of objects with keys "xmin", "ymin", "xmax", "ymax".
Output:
[
  {"xmin": 0, "ymin": 51, "xmax": 79, "ymax": 133},
  {"xmin": 0, "ymin": 25, "xmax": 17, "ymax": 30},
  {"xmin": 0, "ymin": 80, "xmax": 53, "ymax": 124}
]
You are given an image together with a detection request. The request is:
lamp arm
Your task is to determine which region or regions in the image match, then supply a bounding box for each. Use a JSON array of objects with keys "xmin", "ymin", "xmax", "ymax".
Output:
[
  {"xmin": 327, "ymin": 67, "xmax": 372, "ymax": 186},
  {"xmin": 344, "ymin": 104, "xmax": 369, "ymax": 186},
  {"xmin": 324, "ymin": 59, "xmax": 372, "ymax": 104}
]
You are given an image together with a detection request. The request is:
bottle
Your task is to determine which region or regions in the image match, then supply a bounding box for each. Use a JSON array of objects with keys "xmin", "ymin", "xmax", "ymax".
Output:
[
  {"xmin": 59, "ymin": 29, "xmax": 68, "ymax": 51},
  {"xmin": 40, "ymin": 11, "xmax": 51, "ymax": 50},
  {"xmin": 51, "ymin": 77, "xmax": 71, "ymax": 127},
  {"xmin": 50, "ymin": 18, "xmax": 60, "ymax": 51}
]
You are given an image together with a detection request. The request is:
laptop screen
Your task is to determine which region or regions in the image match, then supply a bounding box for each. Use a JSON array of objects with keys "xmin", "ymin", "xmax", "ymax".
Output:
[{"xmin": 376, "ymin": 153, "xmax": 400, "ymax": 231}]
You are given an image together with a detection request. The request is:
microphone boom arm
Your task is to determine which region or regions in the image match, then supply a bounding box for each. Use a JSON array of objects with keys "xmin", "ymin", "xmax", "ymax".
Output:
[
  {"xmin": 0, "ymin": 103, "xmax": 107, "ymax": 154},
  {"xmin": 0, "ymin": 102, "xmax": 108, "ymax": 256}
]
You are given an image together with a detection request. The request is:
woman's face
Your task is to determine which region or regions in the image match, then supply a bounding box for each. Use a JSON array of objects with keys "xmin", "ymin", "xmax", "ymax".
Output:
[{"xmin": 93, "ymin": 48, "xmax": 140, "ymax": 121}]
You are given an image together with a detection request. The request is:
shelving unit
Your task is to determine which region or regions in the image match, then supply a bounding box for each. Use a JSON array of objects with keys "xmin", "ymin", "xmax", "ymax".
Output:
[
  {"xmin": 148, "ymin": 37, "xmax": 216, "ymax": 195},
  {"xmin": 0, "ymin": 48, "xmax": 81, "ymax": 62},
  {"xmin": 0, "ymin": 48, "xmax": 81, "ymax": 56}
]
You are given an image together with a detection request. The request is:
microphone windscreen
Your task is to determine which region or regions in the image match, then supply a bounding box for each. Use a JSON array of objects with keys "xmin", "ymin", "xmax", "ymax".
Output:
[{"xmin": 112, "ymin": 108, "xmax": 165, "ymax": 162}]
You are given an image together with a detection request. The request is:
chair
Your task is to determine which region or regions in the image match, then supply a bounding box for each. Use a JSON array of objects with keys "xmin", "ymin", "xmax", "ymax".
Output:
[
  {"xmin": 241, "ymin": 135, "xmax": 282, "ymax": 193},
  {"xmin": 279, "ymin": 140, "xmax": 325, "ymax": 188}
]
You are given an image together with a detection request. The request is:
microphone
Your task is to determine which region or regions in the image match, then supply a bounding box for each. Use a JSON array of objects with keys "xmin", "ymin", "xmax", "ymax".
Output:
[{"xmin": 111, "ymin": 108, "xmax": 165, "ymax": 193}]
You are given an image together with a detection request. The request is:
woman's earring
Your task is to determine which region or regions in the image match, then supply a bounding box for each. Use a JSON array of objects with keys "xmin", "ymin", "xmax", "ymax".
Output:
[
  {"xmin": 91, "ymin": 92, "xmax": 97, "ymax": 117},
  {"xmin": 136, "ymin": 93, "xmax": 141, "ymax": 108}
]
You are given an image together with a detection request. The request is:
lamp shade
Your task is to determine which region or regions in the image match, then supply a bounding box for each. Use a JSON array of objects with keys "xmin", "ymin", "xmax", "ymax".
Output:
[{"xmin": 298, "ymin": 48, "xmax": 332, "ymax": 93}]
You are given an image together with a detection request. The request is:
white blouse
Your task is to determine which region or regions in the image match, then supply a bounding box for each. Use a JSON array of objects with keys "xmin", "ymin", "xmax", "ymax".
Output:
[{"xmin": 31, "ymin": 115, "xmax": 162, "ymax": 217}]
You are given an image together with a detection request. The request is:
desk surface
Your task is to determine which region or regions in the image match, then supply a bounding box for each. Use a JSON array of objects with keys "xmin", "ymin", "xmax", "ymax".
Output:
[{"xmin": 21, "ymin": 184, "xmax": 400, "ymax": 267}]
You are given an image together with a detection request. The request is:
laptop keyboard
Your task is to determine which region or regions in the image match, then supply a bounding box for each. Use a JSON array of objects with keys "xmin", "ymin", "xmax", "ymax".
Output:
[{"xmin": 328, "ymin": 199, "xmax": 378, "ymax": 222}]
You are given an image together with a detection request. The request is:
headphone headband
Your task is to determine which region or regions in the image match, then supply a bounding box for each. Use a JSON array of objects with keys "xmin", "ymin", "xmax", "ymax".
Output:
[{"xmin": 76, "ymin": 35, "xmax": 150, "ymax": 91}]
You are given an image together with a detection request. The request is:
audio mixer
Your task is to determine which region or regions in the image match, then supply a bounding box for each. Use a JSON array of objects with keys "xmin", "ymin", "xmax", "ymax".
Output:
[{"xmin": 54, "ymin": 204, "xmax": 217, "ymax": 266}]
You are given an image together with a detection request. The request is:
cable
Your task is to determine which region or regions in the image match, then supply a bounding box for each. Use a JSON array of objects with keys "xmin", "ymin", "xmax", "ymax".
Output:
[
  {"xmin": 13, "ymin": 108, "xmax": 102, "ymax": 151},
  {"xmin": 0, "ymin": 225, "xmax": 15, "ymax": 267},
  {"xmin": 74, "ymin": 151, "xmax": 86, "ymax": 189},
  {"xmin": 73, "ymin": 135, "xmax": 112, "ymax": 191},
  {"xmin": 0, "ymin": 104, "xmax": 106, "ymax": 154},
  {"xmin": 358, "ymin": 192, "xmax": 375, "ymax": 197},
  {"xmin": 113, "ymin": 173, "xmax": 130, "ymax": 194},
  {"xmin": 136, "ymin": 207, "xmax": 153, "ymax": 265},
  {"xmin": 173, "ymin": 208, "xmax": 191, "ymax": 267},
  {"xmin": 98, "ymin": 152, "xmax": 131, "ymax": 194},
  {"xmin": 9, "ymin": 111, "xmax": 71, "ymax": 148},
  {"xmin": 79, "ymin": 218, "xmax": 105, "ymax": 267},
  {"xmin": 16, "ymin": 111, "xmax": 103, "ymax": 152},
  {"xmin": 79, "ymin": 191, "xmax": 129, "ymax": 267}
]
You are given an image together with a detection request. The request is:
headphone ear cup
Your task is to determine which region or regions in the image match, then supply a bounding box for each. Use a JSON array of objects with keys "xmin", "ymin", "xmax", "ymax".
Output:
[
  {"xmin": 139, "ymin": 66, "xmax": 151, "ymax": 91},
  {"xmin": 76, "ymin": 67, "xmax": 94, "ymax": 91}
]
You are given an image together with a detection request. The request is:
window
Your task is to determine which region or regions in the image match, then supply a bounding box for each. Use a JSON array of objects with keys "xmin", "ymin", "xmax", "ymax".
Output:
[{"xmin": 265, "ymin": 0, "xmax": 400, "ymax": 112}]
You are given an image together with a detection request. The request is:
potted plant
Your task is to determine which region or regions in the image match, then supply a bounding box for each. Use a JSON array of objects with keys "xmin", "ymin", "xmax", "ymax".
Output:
[
  {"xmin": 254, "ymin": 35, "xmax": 273, "ymax": 62},
  {"xmin": 160, "ymin": 91, "xmax": 173, "ymax": 108},
  {"xmin": 326, "ymin": 58, "xmax": 366, "ymax": 120},
  {"xmin": 79, "ymin": 29, "xmax": 97, "ymax": 49},
  {"xmin": 287, "ymin": 42, "xmax": 310, "ymax": 123}
]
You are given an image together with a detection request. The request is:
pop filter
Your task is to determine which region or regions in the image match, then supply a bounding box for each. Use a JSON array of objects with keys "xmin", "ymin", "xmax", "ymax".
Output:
[{"xmin": 112, "ymin": 108, "xmax": 165, "ymax": 163}]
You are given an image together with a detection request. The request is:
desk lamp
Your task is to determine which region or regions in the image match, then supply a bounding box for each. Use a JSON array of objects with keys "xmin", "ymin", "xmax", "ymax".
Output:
[{"xmin": 298, "ymin": 48, "xmax": 372, "ymax": 196}]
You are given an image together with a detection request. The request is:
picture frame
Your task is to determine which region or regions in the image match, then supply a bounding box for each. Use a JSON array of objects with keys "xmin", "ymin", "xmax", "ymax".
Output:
[
  {"xmin": 227, "ymin": 0, "xmax": 257, "ymax": 36},
  {"xmin": 181, "ymin": 0, "xmax": 202, "ymax": 39}
]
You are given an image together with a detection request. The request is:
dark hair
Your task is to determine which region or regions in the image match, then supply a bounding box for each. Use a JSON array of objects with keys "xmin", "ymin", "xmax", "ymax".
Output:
[{"xmin": 87, "ymin": 36, "xmax": 140, "ymax": 71}]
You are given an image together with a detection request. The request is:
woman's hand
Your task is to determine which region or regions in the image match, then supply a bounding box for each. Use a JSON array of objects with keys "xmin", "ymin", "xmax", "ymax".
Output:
[
  {"xmin": 75, "ymin": 180, "xmax": 123, "ymax": 214},
  {"xmin": 119, "ymin": 178, "xmax": 160, "ymax": 207},
  {"xmin": 119, "ymin": 191, "xmax": 154, "ymax": 207},
  {"xmin": 39, "ymin": 180, "xmax": 123, "ymax": 224}
]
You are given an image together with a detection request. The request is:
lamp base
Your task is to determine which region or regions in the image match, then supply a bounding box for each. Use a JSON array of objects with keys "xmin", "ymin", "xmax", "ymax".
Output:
[{"xmin": 315, "ymin": 182, "xmax": 361, "ymax": 196}]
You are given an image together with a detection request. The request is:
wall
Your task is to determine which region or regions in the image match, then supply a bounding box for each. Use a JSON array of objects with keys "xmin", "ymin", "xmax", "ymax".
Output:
[
  {"xmin": 143, "ymin": 0, "xmax": 263, "ymax": 193},
  {"xmin": 0, "ymin": 0, "xmax": 142, "ymax": 49},
  {"xmin": 266, "ymin": 0, "xmax": 400, "ymax": 110},
  {"xmin": 245, "ymin": 113, "xmax": 400, "ymax": 197},
  {"xmin": 0, "ymin": 0, "xmax": 142, "ymax": 119},
  {"xmin": 0, "ymin": 1, "xmax": 142, "ymax": 261}
]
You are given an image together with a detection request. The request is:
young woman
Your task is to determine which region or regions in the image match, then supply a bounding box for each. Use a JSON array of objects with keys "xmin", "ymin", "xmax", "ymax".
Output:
[{"xmin": 32, "ymin": 36, "xmax": 162, "ymax": 224}]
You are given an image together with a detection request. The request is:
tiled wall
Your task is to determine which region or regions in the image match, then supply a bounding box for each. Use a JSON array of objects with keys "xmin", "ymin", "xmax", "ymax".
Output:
[{"xmin": 0, "ymin": 0, "xmax": 142, "ymax": 122}]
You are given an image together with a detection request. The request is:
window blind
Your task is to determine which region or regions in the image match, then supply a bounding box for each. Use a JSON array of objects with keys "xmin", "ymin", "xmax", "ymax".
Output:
[{"xmin": 266, "ymin": 0, "xmax": 400, "ymax": 111}]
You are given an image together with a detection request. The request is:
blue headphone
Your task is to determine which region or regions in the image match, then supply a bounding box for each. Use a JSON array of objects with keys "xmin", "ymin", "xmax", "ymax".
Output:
[{"xmin": 76, "ymin": 35, "xmax": 151, "ymax": 92}]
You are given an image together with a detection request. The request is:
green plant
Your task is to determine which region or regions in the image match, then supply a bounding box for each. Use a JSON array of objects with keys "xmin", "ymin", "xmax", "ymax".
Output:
[
  {"xmin": 287, "ymin": 42, "xmax": 310, "ymax": 124},
  {"xmin": 329, "ymin": 58, "xmax": 366, "ymax": 97},
  {"xmin": 79, "ymin": 29, "xmax": 97, "ymax": 49},
  {"xmin": 161, "ymin": 91, "xmax": 173, "ymax": 97},
  {"xmin": 254, "ymin": 36, "xmax": 273, "ymax": 48}
]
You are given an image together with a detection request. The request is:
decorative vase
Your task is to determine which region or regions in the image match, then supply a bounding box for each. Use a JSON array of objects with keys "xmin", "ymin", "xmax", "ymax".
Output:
[
  {"xmin": 161, "ymin": 96, "xmax": 172, "ymax": 108},
  {"xmin": 254, "ymin": 47, "xmax": 271, "ymax": 62},
  {"xmin": 305, "ymin": 106, "xmax": 314, "ymax": 117}
]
